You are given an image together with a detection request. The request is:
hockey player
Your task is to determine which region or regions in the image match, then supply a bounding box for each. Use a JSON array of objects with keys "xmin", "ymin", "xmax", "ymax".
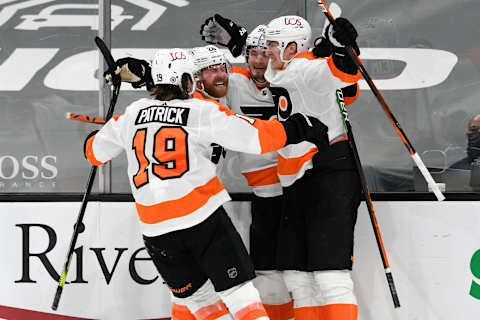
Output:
[
  {"xmin": 200, "ymin": 14, "xmax": 362, "ymax": 319},
  {"xmin": 222, "ymin": 25, "xmax": 294, "ymax": 320},
  {"xmin": 89, "ymin": 48, "xmax": 329, "ymax": 320},
  {"xmin": 262, "ymin": 16, "xmax": 362, "ymax": 320}
]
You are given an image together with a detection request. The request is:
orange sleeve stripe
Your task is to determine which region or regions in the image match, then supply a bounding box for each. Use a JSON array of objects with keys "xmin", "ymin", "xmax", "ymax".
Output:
[
  {"xmin": 231, "ymin": 66, "xmax": 251, "ymax": 79},
  {"xmin": 194, "ymin": 300, "xmax": 229, "ymax": 320},
  {"xmin": 242, "ymin": 166, "xmax": 280, "ymax": 187},
  {"xmin": 263, "ymin": 301, "xmax": 294, "ymax": 320},
  {"xmin": 326, "ymin": 56, "xmax": 362, "ymax": 83},
  {"xmin": 135, "ymin": 177, "xmax": 225, "ymax": 224},
  {"xmin": 277, "ymin": 147, "xmax": 318, "ymax": 176},
  {"xmin": 234, "ymin": 302, "xmax": 268, "ymax": 320},
  {"xmin": 253, "ymin": 119, "xmax": 286, "ymax": 154},
  {"xmin": 344, "ymin": 84, "xmax": 360, "ymax": 106},
  {"xmin": 330, "ymin": 136, "xmax": 348, "ymax": 145},
  {"xmin": 171, "ymin": 303, "xmax": 196, "ymax": 320},
  {"xmin": 85, "ymin": 133, "xmax": 104, "ymax": 166}
]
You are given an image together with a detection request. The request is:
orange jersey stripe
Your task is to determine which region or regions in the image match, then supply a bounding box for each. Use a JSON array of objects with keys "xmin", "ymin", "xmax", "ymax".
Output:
[
  {"xmin": 242, "ymin": 166, "xmax": 280, "ymax": 187},
  {"xmin": 135, "ymin": 177, "xmax": 225, "ymax": 224},
  {"xmin": 85, "ymin": 133, "xmax": 104, "ymax": 166},
  {"xmin": 263, "ymin": 301, "xmax": 294, "ymax": 320},
  {"xmin": 234, "ymin": 302, "xmax": 268, "ymax": 320},
  {"xmin": 231, "ymin": 66, "xmax": 251, "ymax": 79},
  {"xmin": 254, "ymin": 119, "xmax": 286, "ymax": 154},
  {"xmin": 277, "ymin": 147, "xmax": 318, "ymax": 176},
  {"xmin": 327, "ymin": 56, "xmax": 362, "ymax": 83},
  {"xmin": 194, "ymin": 91, "xmax": 234, "ymax": 116},
  {"xmin": 194, "ymin": 300, "xmax": 229, "ymax": 320}
]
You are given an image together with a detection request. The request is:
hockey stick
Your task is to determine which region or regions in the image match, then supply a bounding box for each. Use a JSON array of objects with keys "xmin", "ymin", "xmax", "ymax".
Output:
[
  {"xmin": 66, "ymin": 112, "xmax": 106, "ymax": 124},
  {"xmin": 51, "ymin": 36, "xmax": 121, "ymax": 311},
  {"xmin": 316, "ymin": 0, "xmax": 445, "ymax": 201},
  {"xmin": 336, "ymin": 89, "xmax": 401, "ymax": 308}
]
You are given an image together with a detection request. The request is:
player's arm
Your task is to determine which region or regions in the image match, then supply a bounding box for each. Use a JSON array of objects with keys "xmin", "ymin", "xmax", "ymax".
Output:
[
  {"xmin": 305, "ymin": 17, "xmax": 361, "ymax": 92},
  {"xmin": 204, "ymin": 101, "xmax": 329, "ymax": 155},
  {"xmin": 200, "ymin": 14, "xmax": 248, "ymax": 57},
  {"xmin": 84, "ymin": 114, "xmax": 126, "ymax": 166}
]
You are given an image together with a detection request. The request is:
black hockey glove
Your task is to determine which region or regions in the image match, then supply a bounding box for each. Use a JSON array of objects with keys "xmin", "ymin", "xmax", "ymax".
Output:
[
  {"xmin": 200, "ymin": 14, "xmax": 248, "ymax": 57},
  {"xmin": 104, "ymin": 57, "xmax": 154, "ymax": 90},
  {"xmin": 281, "ymin": 113, "xmax": 329, "ymax": 150},
  {"xmin": 83, "ymin": 130, "xmax": 99, "ymax": 160},
  {"xmin": 312, "ymin": 36, "xmax": 334, "ymax": 58},
  {"xmin": 325, "ymin": 17, "xmax": 360, "ymax": 55}
]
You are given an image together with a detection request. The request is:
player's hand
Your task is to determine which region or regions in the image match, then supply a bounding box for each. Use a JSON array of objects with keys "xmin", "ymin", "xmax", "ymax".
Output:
[
  {"xmin": 281, "ymin": 113, "xmax": 329, "ymax": 149},
  {"xmin": 104, "ymin": 57, "xmax": 153, "ymax": 89},
  {"xmin": 200, "ymin": 14, "xmax": 248, "ymax": 57},
  {"xmin": 324, "ymin": 17, "xmax": 360, "ymax": 55}
]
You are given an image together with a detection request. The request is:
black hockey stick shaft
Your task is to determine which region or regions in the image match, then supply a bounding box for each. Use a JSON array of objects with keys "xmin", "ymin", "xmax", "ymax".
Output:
[
  {"xmin": 316, "ymin": 0, "xmax": 444, "ymax": 201},
  {"xmin": 336, "ymin": 90, "xmax": 400, "ymax": 308},
  {"xmin": 52, "ymin": 36, "xmax": 120, "ymax": 311}
]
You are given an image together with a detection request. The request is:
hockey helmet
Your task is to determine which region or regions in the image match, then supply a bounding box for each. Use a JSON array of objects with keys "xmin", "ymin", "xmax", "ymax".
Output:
[
  {"xmin": 190, "ymin": 45, "xmax": 229, "ymax": 81},
  {"xmin": 150, "ymin": 48, "xmax": 195, "ymax": 94},
  {"xmin": 245, "ymin": 24, "xmax": 267, "ymax": 60},
  {"xmin": 265, "ymin": 16, "xmax": 312, "ymax": 63}
]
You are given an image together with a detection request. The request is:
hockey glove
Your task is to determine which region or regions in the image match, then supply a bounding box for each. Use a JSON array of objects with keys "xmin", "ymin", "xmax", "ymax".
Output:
[
  {"xmin": 200, "ymin": 14, "xmax": 248, "ymax": 57},
  {"xmin": 104, "ymin": 57, "xmax": 154, "ymax": 90},
  {"xmin": 281, "ymin": 113, "xmax": 329, "ymax": 150},
  {"xmin": 325, "ymin": 17, "xmax": 360, "ymax": 55},
  {"xmin": 312, "ymin": 36, "xmax": 334, "ymax": 58}
]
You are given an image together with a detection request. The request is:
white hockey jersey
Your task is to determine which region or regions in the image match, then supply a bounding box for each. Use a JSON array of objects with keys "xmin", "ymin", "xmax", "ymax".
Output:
[
  {"xmin": 85, "ymin": 96, "xmax": 287, "ymax": 236},
  {"xmin": 264, "ymin": 51, "xmax": 361, "ymax": 187},
  {"xmin": 226, "ymin": 67, "xmax": 282, "ymax": 198}
]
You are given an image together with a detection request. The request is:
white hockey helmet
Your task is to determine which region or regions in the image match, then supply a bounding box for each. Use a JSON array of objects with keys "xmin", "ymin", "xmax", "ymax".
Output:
[
  {"xmin": 265, "ymin": 16, "xmax": 312, "ymax": 63},
  {"xmin": 245, "ymin": 24, "xmax": 267, "ymax": 60},
  {"xmin": 190, "ymin": 45, "xmax": 229, "ymax": 81},
  {"xmin": 150, "ymin": 48, "xmax": 195, "ymax": 96}
]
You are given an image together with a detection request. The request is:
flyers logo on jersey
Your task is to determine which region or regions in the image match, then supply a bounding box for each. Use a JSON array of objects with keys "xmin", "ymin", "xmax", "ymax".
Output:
[
  {"xmin": 169, "ymin": 51, "xmax": 186, "ymax": 61},
  {"xmin": 284, "ymin": 17, "xmax": 303, "ymax": 27},
  {"xmin": 135, "ymin": 105, "xmax": 190, "ymax": 126}
]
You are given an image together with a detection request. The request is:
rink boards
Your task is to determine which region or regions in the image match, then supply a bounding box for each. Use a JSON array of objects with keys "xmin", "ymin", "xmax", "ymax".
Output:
[{"xmin": 0, "ymin": 201, "xmax": 479, "ymax": 319}]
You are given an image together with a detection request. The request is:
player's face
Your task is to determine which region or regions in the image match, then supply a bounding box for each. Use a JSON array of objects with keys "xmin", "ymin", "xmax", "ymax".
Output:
[
  {"xmin": 266, "ymin": 41, "xmax": 284, "ymax": 70},
  {"xmin": 248, "ymin": 48, "xmax": 269, "ymax": 82},
  {"xmin": 200, "ymin": 64, "xmax": 229, "ymax": 98}
]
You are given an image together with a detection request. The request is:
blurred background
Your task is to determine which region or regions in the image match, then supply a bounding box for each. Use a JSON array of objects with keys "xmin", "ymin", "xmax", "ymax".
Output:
[{"xmin": 0, "ymin": 0, "xmax": 479, "ymax": 195}]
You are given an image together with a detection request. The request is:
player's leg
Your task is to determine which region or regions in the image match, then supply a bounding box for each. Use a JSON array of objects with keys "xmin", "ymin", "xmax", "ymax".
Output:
[
  {"xmin": 250, "ymin": 195, "xmax": 294, "ymax": 320},
  {"xmin": 187, "ymin": 206, "xmax": 269, "ymax": 320},
  {"xmin": 308, "ymin": 141, "xmax": 361, "ymax": 320},
  {"xmin": 143, "ymin": 227, "xmax": 233, "ymax": 320},
  {"xmin": 276, "ymin": 184, "xmax": 319, "ymax": 319}
]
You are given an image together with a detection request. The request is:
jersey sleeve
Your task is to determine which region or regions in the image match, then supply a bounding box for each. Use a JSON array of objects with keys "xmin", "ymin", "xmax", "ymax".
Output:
[
  {"xmin": 203, "ymin": 100, "xmax": 286, "ymax": 154},
  {"xmin": 297, "ymin": 51, "xmax": 361, "ymax": 94},
  {"xmin": 84, "ymin": 114, "xmax": 127, "ymax": 165}
]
